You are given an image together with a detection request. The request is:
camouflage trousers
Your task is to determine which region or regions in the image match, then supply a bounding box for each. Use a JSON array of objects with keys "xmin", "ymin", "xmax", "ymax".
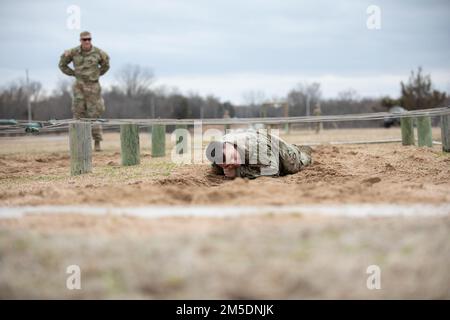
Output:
[
  {"xmin": 72, "ymin": 80, "xmax": 105, "ymax": 141},
  {"xmin": 279, "ymin": 143, "xmax": 312, "ymax": 175}
]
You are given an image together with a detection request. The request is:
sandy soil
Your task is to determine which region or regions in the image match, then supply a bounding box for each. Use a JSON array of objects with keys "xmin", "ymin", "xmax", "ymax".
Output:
[
  {"xmin": 0, "ymin": 128, "xmax": 449, "ymax": 299},
  {"xmin": 0, "ymin": 129, "xmax": 449, "ymax": 206}
]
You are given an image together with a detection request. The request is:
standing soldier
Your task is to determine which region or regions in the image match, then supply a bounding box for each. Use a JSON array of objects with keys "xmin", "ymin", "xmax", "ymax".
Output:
[{"xmin": 59, "ymin": 31, "xmax": 110, "ymax": 151}]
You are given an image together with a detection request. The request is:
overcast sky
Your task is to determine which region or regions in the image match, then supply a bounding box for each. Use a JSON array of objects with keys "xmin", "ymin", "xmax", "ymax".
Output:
[{"xmin": 0, "ymin": 0, "xmax": 449, "ymax": 104}]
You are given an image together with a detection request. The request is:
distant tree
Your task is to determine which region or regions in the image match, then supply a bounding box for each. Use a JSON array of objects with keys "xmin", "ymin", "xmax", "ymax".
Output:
[
  {"xmin": 242, "ymin": 90, "xmax": 266, "ymax": 107},
  {"xmin": 400, "ymin": 67, "xmax": 446, "ymax": 110},
  {"xmin": 287, "ymin": 82, "xmax": 321, "ymax": 116},
  {"xmin": 204, "ymin": 95, "xmax": 222, "ymax": 118},
  {"xmin": 115, "ymin": 64, "xmax": 154, "ymax": 97},
  {"xmin": 53, "ymin": 78, "xmax": 72, "ymax": 96},
  {"xmin": 222, "ymin": 101, "xmax": 235, "ymax": 118},
  {"xmin": 185, "ymin": 93, "xmax": 204, "ymax": 118},
  {"xmin": 0, "ymin": 80, "xmax": 27, "ymax": 119},
  {"xmin": 380, "ymin": 96, "xmax": 401, "ymax": 109},
  {"xmin": 172, "ymin": 96, "xmax": 190, "ymax": 119},
  {"xmin": 337, "ymin": 88, "xmax": 360, "ymax": 102}
]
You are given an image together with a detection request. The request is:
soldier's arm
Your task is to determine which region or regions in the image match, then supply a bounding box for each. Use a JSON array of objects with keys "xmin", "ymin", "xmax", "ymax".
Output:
[
  {"xmin": 99, "ymin": 50, "xmax": 110, "ymax": 76},
  {"xmin": 58, "ymin": 50, "xmax": 75, "ymax": 76},
  {"xmin": 258, "ymin": 135, "xmax": 280, "ymax": 177},
  {"xmin": 210, "ymin": 163, "xmax": 224, "ymax": 175}
]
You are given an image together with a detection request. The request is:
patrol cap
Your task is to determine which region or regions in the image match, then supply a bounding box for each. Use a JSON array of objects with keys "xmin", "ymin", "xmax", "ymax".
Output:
[{"xmin": 80, "ymin": 31, "xmax": 91, "ymax": 39}]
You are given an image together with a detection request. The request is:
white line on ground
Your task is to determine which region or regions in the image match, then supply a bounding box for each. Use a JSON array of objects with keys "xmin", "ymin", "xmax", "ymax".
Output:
[{"xmin": 0, "ymin": 204, "xmax": 449, "ymax": 219}]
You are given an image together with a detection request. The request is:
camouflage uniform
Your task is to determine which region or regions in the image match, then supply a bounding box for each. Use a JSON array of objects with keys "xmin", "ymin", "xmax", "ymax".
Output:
[
  {"xmin": 58, "ymin": 44, "xmax": 110, "ymax": 141},
  {"xmin": 206, "ymin": 130, "xmax": 312, "ymax": 179}
]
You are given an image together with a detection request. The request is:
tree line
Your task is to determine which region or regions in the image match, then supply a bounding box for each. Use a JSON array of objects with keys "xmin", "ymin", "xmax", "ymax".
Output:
[{"xmin": 0, "ymin": 66, "xmax": 447, "ymax": 129}]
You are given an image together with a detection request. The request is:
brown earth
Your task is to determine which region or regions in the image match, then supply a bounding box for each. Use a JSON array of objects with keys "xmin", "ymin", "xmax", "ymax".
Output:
[
  {"xmin": 0, "ymin": 129, "xmax": 449, "ymax": 206},
  {"xmin": 0, "ymin": 129, "xmax": 449, "ymax": 299}
]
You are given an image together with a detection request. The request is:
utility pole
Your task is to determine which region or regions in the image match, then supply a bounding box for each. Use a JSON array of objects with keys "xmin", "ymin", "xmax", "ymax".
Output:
[
  {"xmin": 284, "ymin": 102, "xmax": 290, "ymax": 134},
  {"xmin": 306, "ymin": 94, "xmax": 310, "ymax": 117},
  {"xmin": 26, "ymin": 69, "xmax": 32, "ymax": 122},
  {"xmin": 150, "ymin": 95, "xmax": 155, "ymax": 118}
]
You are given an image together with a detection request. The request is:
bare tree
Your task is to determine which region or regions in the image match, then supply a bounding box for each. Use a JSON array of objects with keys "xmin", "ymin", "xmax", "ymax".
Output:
[
  {"xmin": 242, "ymin": 90, "xmax": 266, "ymax": 107},
  {"xmin": 53, "ymin": 78, "xmax": 72, "ymax": 96},
  {"xmin": 287, "ymin": 82, "xmax": 322, "ymax": 116},
  {"xmin": 22, "ymin": 79, "xmax": 43, "ymax": 103},
  {"xmin": 337, "ymin": 88, "xmax": 360, "ymax": 102},
  {"xmin": 115, "ymin": 64, "xmax": 154, "ymax": 97}
]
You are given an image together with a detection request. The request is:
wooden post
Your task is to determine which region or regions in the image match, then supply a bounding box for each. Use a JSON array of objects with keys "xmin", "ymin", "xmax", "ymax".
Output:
[
  {"xmin": 120, "ymin": 124, "xmax": 140, "ymax": 166},
  {"xmin": 400, "ymin": 117, "xmax": 415, "ymax": 146},
  {"xmin": 175, "ymin": 124, "xmax": 188, "ymax": 155},
  {"xmin": 284, "ymin": 123, "xmax": 290, "ymax": 134},
  {"xmin": 417, "ymin": 116, "xmax": 433, "ymax": 147},
  {"xmin": 69, "ymin": 121, "xmax": 92, "ymax": 176},
  {"xmin": 441, "ymin": 114, "xmax": 450, "ymax": 152},
  {"xmin": 283, "ymin": 102, "xmax": 290, "ymax": 134},
  {"xmin": 151, "ymin": 124, "xmax": 166, "ymax": 157}
]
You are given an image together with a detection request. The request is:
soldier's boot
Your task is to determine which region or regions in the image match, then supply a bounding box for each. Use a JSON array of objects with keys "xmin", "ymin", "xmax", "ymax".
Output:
[
  {"xmin": 94, "ymin": 140, "xmax": 101, "ymax": 152},
  {"xmin": 294, "ymin": 144, "xmax": 313, "ymax": 166}
]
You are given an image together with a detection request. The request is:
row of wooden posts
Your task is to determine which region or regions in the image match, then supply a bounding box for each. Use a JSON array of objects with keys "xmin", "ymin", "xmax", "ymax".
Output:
[
  {"xmin": 70, "ymin": 123, "xmax": 187, "ymax": 176},
  {"xmin": 70, "ymin": 115, "xmax": 450, "ymax": 176},
  {"xmin": 401, "ymin": 115, "xmax": 450, "ymax": 149}
]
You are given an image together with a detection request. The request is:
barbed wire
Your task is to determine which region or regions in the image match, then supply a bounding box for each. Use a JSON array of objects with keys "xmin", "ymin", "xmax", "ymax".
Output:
[
  {"xmin": 77, "ymin": 106, "xmax": 450, "ymax": 125},
  {"xmin": 1, "ymin": 106, "xmax": 449, "ymax": 135}
]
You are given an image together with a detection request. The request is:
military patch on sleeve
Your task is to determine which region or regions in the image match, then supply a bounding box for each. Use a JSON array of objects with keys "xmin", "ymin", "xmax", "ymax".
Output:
[{"xmin": 64, "ymin": 50, "xmax": 71, "ymax": 57}]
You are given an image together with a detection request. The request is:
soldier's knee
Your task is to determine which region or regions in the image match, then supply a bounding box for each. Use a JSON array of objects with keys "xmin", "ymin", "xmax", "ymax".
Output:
[{"xmin": 72, "ymin": 101, "xmax": 86, "ymax": 118}]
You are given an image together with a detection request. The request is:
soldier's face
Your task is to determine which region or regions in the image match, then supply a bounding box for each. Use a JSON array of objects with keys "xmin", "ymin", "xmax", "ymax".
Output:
[
  {"xmin": 218, "ymin": 143, "xmax": 241, "ymax": 170},
  {"xmin": 80, "ymin": 37, "xmax": 92, "ymax": 50}
]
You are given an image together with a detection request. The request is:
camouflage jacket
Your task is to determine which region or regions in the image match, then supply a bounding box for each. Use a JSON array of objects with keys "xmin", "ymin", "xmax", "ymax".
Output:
[
  {"xmin": 59, "ymin": 46, "xmax": 110, "ymax": 82},
  {"xmin": 211, "ymin": 130, "xmax": 311, "ymax": 179}
]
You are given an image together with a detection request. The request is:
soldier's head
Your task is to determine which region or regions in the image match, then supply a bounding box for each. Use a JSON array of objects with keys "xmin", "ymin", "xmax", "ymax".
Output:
[
  {"xmin": 80, "ymin": 31, "xmax": 92, "ymax": 51},
  {"xmin": 206, "ymin": 141, "xmax": 242, "ymax": 178}
]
